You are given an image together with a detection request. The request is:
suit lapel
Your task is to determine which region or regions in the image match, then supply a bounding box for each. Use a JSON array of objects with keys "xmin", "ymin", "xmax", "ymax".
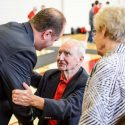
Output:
[
  {"xmin": 62, "ymin": 68, "xmax": 82, "ymax": 98},
  {"xmin": 43, "ymin": 73, "xmax": 60, "ymax": 98},
  {"xmin": 43, "ymin": 68, "xmax": 83, "ymax": 99}
]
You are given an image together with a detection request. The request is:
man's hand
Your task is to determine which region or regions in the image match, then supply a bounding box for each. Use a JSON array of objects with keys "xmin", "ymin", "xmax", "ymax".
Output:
[
  {"xmin": 12, "ymin": 82, "xmax": 33, "ymax": 106},
  {"xmin": 12, "ymin": 82, "xmax": 45, "ymax": 110}
]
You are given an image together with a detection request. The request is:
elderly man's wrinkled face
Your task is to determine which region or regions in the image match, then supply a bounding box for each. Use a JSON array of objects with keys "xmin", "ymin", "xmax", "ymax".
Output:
[{"xmin": 57, "ymin": 43, "xmax": 80, "ymax": 71}]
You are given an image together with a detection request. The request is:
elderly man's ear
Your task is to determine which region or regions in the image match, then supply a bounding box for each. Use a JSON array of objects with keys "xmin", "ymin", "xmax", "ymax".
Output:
[{"xmin": 80, "ymin": 56, "xmax": 84, "ymax": 62}]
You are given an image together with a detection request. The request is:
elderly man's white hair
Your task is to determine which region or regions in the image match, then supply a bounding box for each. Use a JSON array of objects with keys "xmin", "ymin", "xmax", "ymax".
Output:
[{"xmin": 63, "ymin": 38, "xmax": 86, "ymax": 58}]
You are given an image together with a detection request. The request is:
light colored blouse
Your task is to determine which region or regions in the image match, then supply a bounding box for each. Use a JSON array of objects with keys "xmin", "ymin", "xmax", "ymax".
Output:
[{"xmin": 79, "ymin": 43, "xmax": 125, "ymax": 125}]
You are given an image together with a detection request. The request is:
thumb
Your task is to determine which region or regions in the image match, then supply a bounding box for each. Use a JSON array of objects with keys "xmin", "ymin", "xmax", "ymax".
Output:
[{"xmin": 23, "ymin": 82, "xmax": 30, "ymax": 90}]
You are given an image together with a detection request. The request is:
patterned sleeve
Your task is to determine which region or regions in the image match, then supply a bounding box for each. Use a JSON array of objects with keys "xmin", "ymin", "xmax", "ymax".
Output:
[{"xmin": 78, "ymin": 57, "xmax": 119, "ymax": 125}]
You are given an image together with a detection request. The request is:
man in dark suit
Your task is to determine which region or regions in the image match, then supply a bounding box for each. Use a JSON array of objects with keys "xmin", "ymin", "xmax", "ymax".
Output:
[
  {"xmin": 12, "ymin": 39, "xmax": 88, "ymax": 125},
  {"xmin": 0, "ymin": 8, "xmax": 66, "ymax": 125}
]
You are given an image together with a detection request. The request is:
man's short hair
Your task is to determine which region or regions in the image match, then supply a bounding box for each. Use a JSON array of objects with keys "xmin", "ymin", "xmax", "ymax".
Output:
[{"xmin": 30, "ymin": 8, "xmax": 66, "ymax": 37}]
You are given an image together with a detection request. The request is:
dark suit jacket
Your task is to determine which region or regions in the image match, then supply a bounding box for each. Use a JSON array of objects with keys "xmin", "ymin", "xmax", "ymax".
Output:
[
  {"xmin": 0, "ymin": 22, "xmax": 37, "ymax": 125},
  {"xmin": 31, "ymin": 67, "xmax": 88, "ymax": 125}
]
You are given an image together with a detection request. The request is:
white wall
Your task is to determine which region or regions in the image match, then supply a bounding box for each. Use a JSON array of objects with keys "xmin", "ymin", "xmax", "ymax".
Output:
[
  {"xmin": 0, "ymin": 0, "xmax": 61, "ymax": 24},
  {"xmin": 0, "ymin": 0, "xmax": 125, "ymax": 33}
]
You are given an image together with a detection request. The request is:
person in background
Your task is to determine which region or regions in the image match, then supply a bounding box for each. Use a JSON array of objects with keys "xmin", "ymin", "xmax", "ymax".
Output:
[
  {"xmin": 87, "ymin": 3, "xmax": 94, "ymax": 43},
  {"xmin": 0, "ymin": 8, "xmax": 66, "ymax": 125},
  {"xmin": 106, "ymin": 1, "xmax": 110, "ymax": 5},
  {"xmin": 78, "ymin": 7, "xmax": 125, "ymax": 125},
  {"xmin": 41, "ymin": 4, "xmax": 46, "ymax": 10},
  {"xmin": 28, "ymin": 6, "xmax": 38, "ymax": 20},
  {"xmin": 93, "ymin": 0, "xmax": 100, "ymax": 15},
  {"xmin": 12, "ymin": 39, "xmax": 88, "ymax": 125}
]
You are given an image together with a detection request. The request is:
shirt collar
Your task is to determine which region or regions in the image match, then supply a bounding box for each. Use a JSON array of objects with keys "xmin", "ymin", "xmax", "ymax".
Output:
[{"xmin": 60, "ymin": 73, "xmax": 71, "ymax": 84}]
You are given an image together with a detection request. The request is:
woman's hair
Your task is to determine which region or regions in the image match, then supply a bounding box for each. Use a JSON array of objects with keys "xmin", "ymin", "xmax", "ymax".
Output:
[
  {"xmin": 30, "ymin": 8, "xmax": 66, "ymax": 37},
  {"xmin": 94, "ymin": 7, "xmax": 125, "ymax": 43}
]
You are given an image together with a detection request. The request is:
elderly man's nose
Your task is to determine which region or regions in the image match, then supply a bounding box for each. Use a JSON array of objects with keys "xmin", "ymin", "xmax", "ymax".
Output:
[{"xmin": 59, "ymin": 53, "xmax": 65, "ymax": 60}]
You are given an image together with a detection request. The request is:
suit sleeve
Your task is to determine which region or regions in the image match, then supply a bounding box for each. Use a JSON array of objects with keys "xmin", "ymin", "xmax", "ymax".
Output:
[
  {"xmin": 0, "ymin": 50, "xmax": 37, "ymax": 125},
  {"xmin": 30, "ymin": 72, "xmax": 43, "ymax": 88},
  {"xmin": 42, "ymin": 84, "xmax": 85, "ymax": 120}
]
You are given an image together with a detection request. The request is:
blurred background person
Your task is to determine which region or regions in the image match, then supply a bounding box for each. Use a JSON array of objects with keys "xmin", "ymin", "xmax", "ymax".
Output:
[
  {"xmin": 87, "ymin": 3, "xmax": 94, "ymax": 43},
  {"xmin": 106, "ymin": 1, "xmax": 110, "ymax": 5},
  {"xmin": 41, "ymin": 4, "xmax": 46, "ymax": 10},
  {"xmin": 93, "ymin": 0, "xmax": 100, "ymax": 15},
  {"xmin": 28, "ymin": 6, "xmax": 38, "ymax": 20}
]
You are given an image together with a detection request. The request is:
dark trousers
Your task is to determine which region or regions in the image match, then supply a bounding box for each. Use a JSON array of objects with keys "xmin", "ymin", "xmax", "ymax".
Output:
[
  {"xmin": 88, "ymin": 31, "xmax": 93, "ymax": 42},
  {"xmin": 88, "ymin": 24, "xmax": 94, "ymax": 43}
]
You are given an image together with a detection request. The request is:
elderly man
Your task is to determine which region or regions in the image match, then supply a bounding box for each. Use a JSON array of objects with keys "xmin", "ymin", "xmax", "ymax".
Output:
[
  {"xmin": 12, "ymin": 39, "xmax": 88, "ymax": 125},
  {"xmin": 79, "ymin": 7, "xmax": 125, "ymax": 125},
  {"xmin": 0, "ymin": 8, "xmax": 66, "ymax": 125}
]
